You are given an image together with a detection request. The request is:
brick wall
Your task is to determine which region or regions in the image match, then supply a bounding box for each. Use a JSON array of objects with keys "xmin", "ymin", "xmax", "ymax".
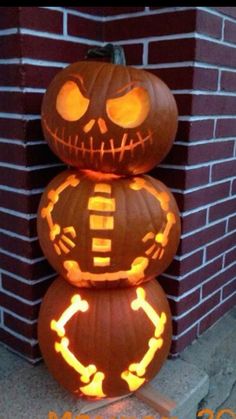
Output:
[{"xmin": 0, "ymin": 6, "xmax": 235, "ymax": 362}]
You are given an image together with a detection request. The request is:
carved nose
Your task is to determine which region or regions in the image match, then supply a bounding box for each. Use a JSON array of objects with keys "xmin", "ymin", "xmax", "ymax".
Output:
[
  {"xmin": 97, "ymin": 118, "xmax": 108, "ymax": 134},
  {"xmin": 83, "ymin": 118, "xmax": 108, "ymax": 134}
]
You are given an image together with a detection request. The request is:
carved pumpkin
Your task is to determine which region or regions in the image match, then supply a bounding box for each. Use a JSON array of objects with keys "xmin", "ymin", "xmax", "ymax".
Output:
[
  {"xmin": 37, "ymin": 169, "xmax": 180, "ymax": 288},
  {"xmin": 41, "ymin": 61, "xmax": 178, "ymax": 175},
  {"xmin": 38, "ymin": 276, "xmax": 172, "ymax": 398}
]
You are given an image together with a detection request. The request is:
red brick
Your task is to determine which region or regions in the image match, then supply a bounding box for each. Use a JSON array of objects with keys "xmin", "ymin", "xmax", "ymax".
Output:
[
  {"xmin": 196, "ymin": 9, "xmax": 222, "ymax": 39},
  {"xmin": 192, "ymin": 94, "xmax": 236, "ymax": 116},
  {"xmin": 0, "ymin": 165, "xmax": 64, "ymax": 190},
  {"xmin": 0, "ymin": 7, "xmax": 19, "ymax": 29},
  {"xmin": 177, "ymin": 120, "xmax": 215, "ymax": 143},
  {"xmin": 212, "ymin": 160, "xmax": 236, "ymax": 182},
  {"xmin": 149, "ymin": 38, "xmax": 196, "ymax": 64},
  {"xmin": 1, "ymin": 34, "xmax": 21, "ymax": 59},
  {"xmin": 20, "ymin": 34, "xmax": 91, "ymax": 63},
  {"xmin": 199, "ymin": 292, "xmax": 236, "ymax": 335},
  {"xmin": 149, "ymin": 67, "xmax": 194, "ymax": 91},
  {"xmin": 0, "ymin": 92, "xmax": 24, "ymax": 114},
  {"xmin": 209, "ymin": 197, "xmax": 236, "ymax": 222},
  {"xmin": 171, "ymin": 325, "xmax": 198, "ymax": 354},
  {"xmin": 216, "ymin": 118, "xmax": 236, "ymax": 138},
  {"xmin": 0, "ymin": 64, "xmax": 22, "ymax": 86},
  {"xmin": 105, "ymin": 9, "xmax": 196, "ymax": 41},
  {"xmin": 150, "ymin": 167, "xmax": 186, "ymax": 189},
  {"xmin": 228, "ymin": 215, "xmax": 236, "ymax": 232},
  {"xmin": 75, "ymin": 7, "xmax": 144, "ymax": 15},
  {"xmin": 232, "ymin": 179, "xmax": 236, "ymax": 195},
  {"xmin": 169, "ymin": 289, "xmax": 201, "ymax": 317},
  {"xmin": 121, "ymin": 43, "xmax": 143, "ymax": 66},
  {"xmin": 193, "ymin": 67, "xmax": 219, "ymax": 90},
  {"xmin": 0, "ymin": 190, "xmax": 41, "ymax": 213},
  {"xmin": 225, "ymin": 246, "xmax": 236, "ymax": 266},
  {"xmin": 102, "ymin": 7, "xmax": 144, "ymax": 15},
  {"xmin": 174, "ymin": 94, "xmax": 192, "ymax": 116},
  {"xmin": 196, "ymin": 39, "xmax": 236, "ymax": 68},
  {"xmin": 3, "ymin": 312, "xmax": 38, "ymax": 340},
  {"xmin": 202, "ymin": 264, "xmax": 236, "ymax": 297},
  {"xmin": 207, "ymin": 231, "xmax": 236, "ymax": 261},
  {"xmin": 68, "ymin": 14, "xmax": 103, "ymax": 40},
  {"xmin": 182, "ymin": 209, "xmax": 207, "ymax": 234},
  {"xmin": 0, "ymin": 143, "xmax": 60, "ymax": 166},
  {"xmin": 0, "ymin": 328, "xmax": 40, "ymax": 360},
  {"xmin": 22, "ymin": 64, "xmax": 63, "ymax": 89},
  {"xmin": 183, "ymin": 182, "xmax": 231, "ymax": 211},
  {"xmin": 214, "ymin": 7, "xmax": 236, "ymax": 19},
  {"xmin": 158, "ymin": 276, "xmax": 179, "ymax": 296},
  {"xmin": 0, "ymin": 211, "xmax": 37, "ymax": 238},
  {"xmin": 180, "ymin": 256, "xmax": 223, "ymax": 294},
  {"xmin": 0, "ymin": 291, "xmax": 40, "ymax": 320},
  {"xmin": 165, "ymin": 249, "xmax": 204, "ymax": 278},
  {"xmin": 221, "ymin": 71, "xmax": 236, "ymax": 92},
  {"xmin": 153, "ymin": 166, "xmax": 209, "ymax": 191},
  {"xmin": 0, "ymin": 252, "xmax": 54, "ymax": 281},
  {"xmin": 25, "ymin": 119, "xmax": 43, "ymax": 142},
  {"xmin": 0, "ymin": 118, "xmax": 26, "ymax": 141},
  {"xmin": 180, "ymin": 221, "xmax": 226, "ymax": 254},
  {"xmin": 173, "ymin": 291, "xmax": 221, "ymax": 335},
  {"xmin": 0, "ymin": 233, "xmax": 40, "ymax": 259},
  {"xmin": 166, "ymin": 141, "xmax": 234, "ymax": 166},
  {"xmin": 20, "ymin": 7, "xmax": 63, "ymax": 34},
  {"xmin": 1, "ymin": 274, "xmax": 54, "ymax": 300},
  {"xmin": 223, "ymin": 278, "xmax": 236, "ymax": 299}
]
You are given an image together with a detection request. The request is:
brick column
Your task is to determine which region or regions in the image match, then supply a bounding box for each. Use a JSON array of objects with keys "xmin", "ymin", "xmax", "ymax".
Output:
[
  {"xmin": 0, "ymin": 6, "xmax": 103, "ymax": 361},
  {"xmin": 0, "ymin": 6, "xmax": 235, "ymax": 361}
]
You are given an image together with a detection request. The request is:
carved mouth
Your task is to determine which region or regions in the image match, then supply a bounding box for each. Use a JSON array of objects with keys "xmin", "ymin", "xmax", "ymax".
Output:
[{"xmin": 42, "ymin": 117, "xmax": 153, "ymax": 163}]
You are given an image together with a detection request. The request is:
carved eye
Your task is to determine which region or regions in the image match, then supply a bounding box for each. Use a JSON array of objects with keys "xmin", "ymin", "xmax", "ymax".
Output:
[
  {"xmin": 106, "ymin": 87, "xmax": 150, "ymax": 128},
  {"xmin": 56, "ymin": 81, "xmax": 89, "ymax": 121}
]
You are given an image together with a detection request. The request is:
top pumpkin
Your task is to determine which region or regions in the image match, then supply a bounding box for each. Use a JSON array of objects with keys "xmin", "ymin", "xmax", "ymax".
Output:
[{"xmin": 41, "ymin": 61, "xmax": 178, "ymax": 175}]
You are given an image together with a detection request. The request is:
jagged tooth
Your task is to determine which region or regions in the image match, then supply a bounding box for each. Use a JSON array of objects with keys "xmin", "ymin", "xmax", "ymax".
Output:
[{"xmin": 119, "ymin": 133, "xmax": 128, "ymax": 162}]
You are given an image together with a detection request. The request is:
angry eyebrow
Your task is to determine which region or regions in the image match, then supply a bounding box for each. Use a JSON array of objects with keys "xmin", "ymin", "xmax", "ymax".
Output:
[
  {"xmin": 69, "ymin": 73, "xmax": 87, "ymax": 92},
  {"xmin": 114, "ymin": 81, "xmax": 140, "ymax": 95}
]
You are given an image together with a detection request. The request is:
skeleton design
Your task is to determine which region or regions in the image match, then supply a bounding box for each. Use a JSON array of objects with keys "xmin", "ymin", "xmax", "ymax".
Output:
[
  {"xmin": 41, "ymin": 174, "xmax": 176, "ymax": 285},
  {"xmin": 50, "ymin": 287, "xmax": 166, "ymax": 397}
]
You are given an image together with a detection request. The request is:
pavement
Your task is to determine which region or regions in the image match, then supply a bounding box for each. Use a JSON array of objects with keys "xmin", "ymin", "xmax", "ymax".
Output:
[{"xmin": 0, "ymin": 307, "xmax": 235, "ymax": 419}]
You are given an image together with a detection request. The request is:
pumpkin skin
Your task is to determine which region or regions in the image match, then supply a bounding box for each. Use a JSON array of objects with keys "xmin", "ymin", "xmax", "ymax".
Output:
[
  {"xmin": 41, "ymin": 61, "xmax": 178, "ymax": 175},
  {"xmin": 37, "ymin": 169, "xmax": 180, "ymax": 288},
  {"xmin": 38, "ymin": 277, "xmax": 172, "ymax": 398}
]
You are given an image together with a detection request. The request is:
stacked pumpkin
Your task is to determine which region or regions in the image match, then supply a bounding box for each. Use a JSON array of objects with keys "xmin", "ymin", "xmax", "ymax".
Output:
[{"xmin": 37, "ymin": 49, "xmax": 180, "ymax": 398}]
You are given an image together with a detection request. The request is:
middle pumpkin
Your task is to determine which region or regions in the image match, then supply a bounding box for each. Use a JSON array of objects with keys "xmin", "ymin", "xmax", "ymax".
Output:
[{"xmin": 37, "ymin": 169, "xmax": 180, "ymax": 288}]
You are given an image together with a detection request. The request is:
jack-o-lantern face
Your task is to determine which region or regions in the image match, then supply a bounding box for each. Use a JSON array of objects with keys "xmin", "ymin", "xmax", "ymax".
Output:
[
  {"xmin": 41, "ymin": 61, "xmax": 178, "ymax": 175},
  {"xmin": 38, "ymin": 277, "xmax": 172, "ymax": 398},
  {"xmin": 37, "ymin": 169, "xmax": 180, "ymax": 288}
]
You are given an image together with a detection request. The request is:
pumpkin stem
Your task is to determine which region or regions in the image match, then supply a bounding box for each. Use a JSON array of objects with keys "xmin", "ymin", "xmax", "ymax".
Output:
[{"xmin": 86, "ymin": 44, "xmax": 126, "ymax": 66}]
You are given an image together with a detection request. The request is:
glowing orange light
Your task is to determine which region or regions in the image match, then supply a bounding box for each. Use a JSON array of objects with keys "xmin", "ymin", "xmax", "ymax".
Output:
[
  {"xmin": 56, "ymin": 81, "xmax": 89, "ymax": 121},
  {"xmin": 83, "ymin": 119, "xmax": 95, "ymax": 133},
  {"xmin": 80, "ymin": 372, "xmax": 106, "ymax": 397},
  {"xmin": 88, "ymin": 196, "xmax": 116, "ymax": 212},
  {"xmin": 64, "ymin": 256, "xmax": 148, "ymax": 284},
  {"xmin": 94, "ymin": 183, "xmax": 112, "ymax": 194},
  {"xmin": 92, "ymin": 238, "xmax": 112, "ymax": 252},
  {"xmin": 97, "ymin": 118, "xmax": 108, "ymax": 134},
  {"xmin": 51, "ymin": 293, "xmax": 106, "ymax": 397},
  {"xmin": 89, "ymin": 215, "xmax": 114, "ymax": 230},
  {"xmin": 93, "ymin": 257, "xmax": 110, "ymax": 267},
  {"xmin": 121, "ymin": 287, "xmax": 167, "ymax": 390},
  {"xmin": 121, "ymin": 370, "xmax": 145, "ymax": 392},
  {"xmin": 106, "ymin": 87, "xmax": 150, "ymax": 128}
]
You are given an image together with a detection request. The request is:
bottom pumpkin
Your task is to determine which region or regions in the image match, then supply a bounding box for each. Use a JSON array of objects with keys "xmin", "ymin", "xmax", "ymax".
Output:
[{"xmin": 38, "ymin": 277, "xmax": 172, "ymax": 398}]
